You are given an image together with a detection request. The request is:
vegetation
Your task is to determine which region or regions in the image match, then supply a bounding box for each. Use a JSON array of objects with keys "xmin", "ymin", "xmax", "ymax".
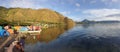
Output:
[
  {"xmin": 0, "ymin": 6, "xmax": 75, "ymax": 26},
  {"xmin": 0, "ymin": 19, "xmax": 9, "ymax": 26}
]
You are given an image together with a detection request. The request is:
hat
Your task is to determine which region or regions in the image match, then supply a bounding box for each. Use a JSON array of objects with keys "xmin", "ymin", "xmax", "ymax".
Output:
[{"xmin": 12, "ymin": 41, "xmax": 19, "ymax": 45}]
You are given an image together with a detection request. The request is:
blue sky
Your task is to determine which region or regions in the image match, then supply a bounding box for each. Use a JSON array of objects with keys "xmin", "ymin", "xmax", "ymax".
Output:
[{"xmin": 0, "ymin": 0, "xmax": 120, "ymax": 21}]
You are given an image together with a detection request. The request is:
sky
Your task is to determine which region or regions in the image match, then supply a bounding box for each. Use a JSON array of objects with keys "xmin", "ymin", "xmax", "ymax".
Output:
[{"xmin": 0, "ymin": 0, "xmax": 120, "ymax": 21}]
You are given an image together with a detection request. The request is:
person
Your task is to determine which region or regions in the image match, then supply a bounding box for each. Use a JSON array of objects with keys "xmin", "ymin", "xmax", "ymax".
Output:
[
  {"xmin": 14, "ymin": 29, "xmax": 18, "ymax": 35},
  {"xmin": 14, "ymin": 26, "xmax": 21, "ymax": 32},
  {"xmin": 35, "ymin": 26, "xmax": 40, "ymax": 31},
  {"xmin": 0, "ymin": 26, "xmax": 9, "ymax": 37},
  {"xmin": 7, "ymin": 26, "xmax": 14, "ymax": 36},
  {"xmin": 19, "ymin": 37, "xmax": 25, "ymax": 47},
  {"xmin": 4, "ymin": 25, "xmax": 9, "ymax": 30},
  {"xmin": 29, "ymin": 25, "xmax": 36, "ymax": 31},
  {"xmin": 13, "ymin": 41, "xmax": 24, "ymax": 52},
  {"xmin": 7, "ymin": 41, "xmax": 18, "ymax": 52}
]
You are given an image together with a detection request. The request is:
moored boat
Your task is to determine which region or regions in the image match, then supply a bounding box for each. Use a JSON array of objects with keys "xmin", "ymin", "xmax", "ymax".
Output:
[{"xmin": 19, "ymin": 29, "xmax": 42, "ymax": 34}]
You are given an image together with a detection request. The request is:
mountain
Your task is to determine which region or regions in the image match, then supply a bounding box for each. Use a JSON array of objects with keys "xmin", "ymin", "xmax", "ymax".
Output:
[
  {"xmin": 81, "ymin": 19, "xmax": 120, "ymax": 24},
  {"xmin": 81, "ymin": 19, "xmax": 95, "ymax": 24},
  {"xmin": 0, "ymin": 6, "xmax": 75, "ymax": 26},
  {"xmin": 96, "ymin": 21, "xmax": 120, "ymax": 23}
]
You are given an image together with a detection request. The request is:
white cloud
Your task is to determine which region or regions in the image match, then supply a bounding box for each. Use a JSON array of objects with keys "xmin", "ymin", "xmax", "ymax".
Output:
[
  {"xmin": 9, "ymin": 0, "xmax": 46, "ymax": 9},
  {"xmin": 92, "ymin": 16, "xmax": 120, "ymax": 21},
  {"xmin": 75, "ymin": 3, "xmax": 80, "ymax": 7},
  {"xmin": 60, "ymin": 11, "xmax": 71, "ymax": 15},
  {"xmin": 70, "ymin": 16, "xmax": 82, "ymax": 21},
  {"xmin": 9, "ymin": 0, "xmax": 34, "ymax": 8},
  {"xmin": 83, "ymin": 9, "xmax": 120, "ymax": 21},
  {"xmin": 83, "ymin": 9, "xmax": 120, "ymax": 17}
]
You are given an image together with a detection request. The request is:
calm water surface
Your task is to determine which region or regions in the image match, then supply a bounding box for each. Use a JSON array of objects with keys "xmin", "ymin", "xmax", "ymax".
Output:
[{"xmin": 25, "ymin": 23, "xmax": 120, "ymax": 52}]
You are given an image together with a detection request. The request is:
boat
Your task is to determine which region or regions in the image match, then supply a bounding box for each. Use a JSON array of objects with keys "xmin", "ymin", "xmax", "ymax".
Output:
[{"xmin": 19, "ymin": 29, "xmax": 42, "ymax": 34}]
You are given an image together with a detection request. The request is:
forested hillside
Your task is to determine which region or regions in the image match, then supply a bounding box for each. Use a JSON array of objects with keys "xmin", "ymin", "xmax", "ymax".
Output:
[{"xmin": 0, "ymin": 6, "xmax": 75, "ymax": 26}]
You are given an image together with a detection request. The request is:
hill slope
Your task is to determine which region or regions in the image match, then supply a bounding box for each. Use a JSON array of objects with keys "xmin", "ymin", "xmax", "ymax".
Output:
[{"xmin": 0, "ymin": 6, "xmax": 75, "ymax": 26}]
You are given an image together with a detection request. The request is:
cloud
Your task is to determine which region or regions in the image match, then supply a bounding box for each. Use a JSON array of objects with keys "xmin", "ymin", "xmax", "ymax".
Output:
[
  {"xmin": 92, "ymin": 17, "xmax": 118, "ymax": 21},
  {"xmin": 106, "ymin": 14, "xmax": 120, "ymax": 17},
  {"xmin": 75, "ymin": 3, "xmax": 80, "ymax": 7},
  {"xmin": 9, "ymin": 0, "xmax": 34, "ymax": 8},
  {"xmin": 91, "ymin": 16, "xmax": 120, "ymax": 21},
  {"xmin": 60, "ymin": 11, "xmax": 71, "ymax": 15},
  {"xmin": 8, "ymin": 0, "xmax": 48, "ymax": 9},
  {"xmin": 83, "ymin": 9, "xmax": 120, "ymax": 17},
  {"xmin": 70, "ymin": 16, "xmax": 82, "ymax": 21},
  {"xmin": 83, "ymin": 9, "xmax": 120, "ymax": 21}
]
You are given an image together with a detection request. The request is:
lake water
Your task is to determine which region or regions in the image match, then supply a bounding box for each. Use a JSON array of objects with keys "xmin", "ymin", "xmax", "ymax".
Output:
[{"xmin": 25, "ymin": 23, "xmax": 120, "ymax": 52}]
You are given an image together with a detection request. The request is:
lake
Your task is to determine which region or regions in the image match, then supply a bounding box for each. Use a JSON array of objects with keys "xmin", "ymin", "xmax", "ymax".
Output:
[{"xmin": 25, "ymin": 23, "xmax": 120, "ymax": 52}]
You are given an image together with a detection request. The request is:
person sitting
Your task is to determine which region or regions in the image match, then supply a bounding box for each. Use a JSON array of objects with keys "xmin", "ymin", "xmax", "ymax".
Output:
[{"xmin": 13, "ymin": 41, "xmax": 24, "ymax": 52}]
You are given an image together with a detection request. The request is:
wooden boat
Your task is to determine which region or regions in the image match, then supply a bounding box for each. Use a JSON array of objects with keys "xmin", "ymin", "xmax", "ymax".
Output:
[{"xmin": 19, "ymin": 29, "xmax": 42, "ymax": 34}]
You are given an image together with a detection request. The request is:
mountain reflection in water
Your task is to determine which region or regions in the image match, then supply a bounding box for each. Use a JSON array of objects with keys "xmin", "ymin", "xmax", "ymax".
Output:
[
  {"xmin": 25, "ymin": 23, "xmax": 120, "ymax": 52},
  {"xmin": 25, "ymin": 25, "xmax": 73, "ymax": 44}
]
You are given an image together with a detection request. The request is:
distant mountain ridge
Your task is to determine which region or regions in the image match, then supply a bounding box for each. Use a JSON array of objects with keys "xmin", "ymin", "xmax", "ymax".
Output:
[
  {"xmin": 96, "ymin": 20, "xmax": 120, "ymax": 23},
  {"xmin": 77, "ymin": 19, "xmax": 120, "ymax": 24}
]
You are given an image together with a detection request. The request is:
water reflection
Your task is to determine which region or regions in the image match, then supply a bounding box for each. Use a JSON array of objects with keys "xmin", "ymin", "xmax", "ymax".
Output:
[
  {"xmin": 25, "ymin": 23, "xmax": 120, "ymax": 52},
  {"xmin": 25, "ymin": 25, "xmax": 73, "ymax": 44}
]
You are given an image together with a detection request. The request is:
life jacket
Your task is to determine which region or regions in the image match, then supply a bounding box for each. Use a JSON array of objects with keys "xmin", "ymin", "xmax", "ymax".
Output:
[{"xmin": 7, "ymin": 29, "xmax": 14, "ymax": 35}]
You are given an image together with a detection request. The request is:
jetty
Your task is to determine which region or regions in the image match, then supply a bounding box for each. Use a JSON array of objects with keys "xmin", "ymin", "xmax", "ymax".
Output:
[{"xmin": 0, "ymin": 29, "xmax": 42, "ymax": 52}]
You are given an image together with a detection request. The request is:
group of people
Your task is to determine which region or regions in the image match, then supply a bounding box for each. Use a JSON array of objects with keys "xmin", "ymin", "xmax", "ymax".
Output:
[
  {"xmin": 0, "ymin": 25, "xmax": 42, "ymax": 38},
  {"xmin": 0, "ymin": 25, "xmax": 15, "ymax": 38},
  {"xmin": 0, "ymin": 25, "xmax": 42, "ymax": 52},
  {"xmin": 0, "ymin": 25, "xmax": 26, "ymax": 52}
]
